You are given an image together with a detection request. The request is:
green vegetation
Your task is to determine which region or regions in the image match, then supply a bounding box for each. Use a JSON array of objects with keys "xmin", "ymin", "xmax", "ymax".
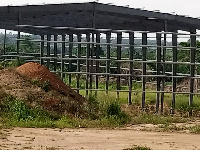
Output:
[
  {"xmin": 158, "ymin": 124, "xmax": 200, "ymax": 134},
  {"xmin": 0, "ymin": 90, "xmax": 192, "ymax": 130},
  {"xmin": 189, "ymin": 125, "xmax": 200, "ymax": 134},
  {"xmin": 131, "ymin": 114, "xmax": 186, "ymax": 125},
  {"xmin": 0, "ymin": 91, "xmax": 190, "ymax": 129},
  {"xmin": 0, "ymin": 92, "xmax": 131, "ymax": 128},
  {"xmin": 32, "ymin": 79, "xmax": 51, "ymax": 92},
  {"xmin": 87, "ymin": 95, "xmax": 130, "ymax": 124},
  {"xmin": 0, "ymin": 58, "xmax": 25, "ymax": 69},
  {"xmin": 124, "ymin": 146, "xmax": 152, "ymax": 150},
  {"xmin": 1, "ymin": 35, "xmax": 200, "ymax": 131}
]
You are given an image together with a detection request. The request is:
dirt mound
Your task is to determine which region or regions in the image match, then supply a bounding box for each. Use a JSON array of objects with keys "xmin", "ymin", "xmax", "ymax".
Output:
[
  {"xmin": 0, "ymin": 66, "xmax": 87, "ymax": 117},
  {"xmin": 16, "ymin": 62, "xmax": 85, "ymax": 103}
]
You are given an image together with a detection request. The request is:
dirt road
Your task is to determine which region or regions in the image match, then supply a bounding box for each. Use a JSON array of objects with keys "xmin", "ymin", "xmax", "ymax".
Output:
[{"xmin": 1, "ymin": 128, "xmax": 200, "ymax": 150}]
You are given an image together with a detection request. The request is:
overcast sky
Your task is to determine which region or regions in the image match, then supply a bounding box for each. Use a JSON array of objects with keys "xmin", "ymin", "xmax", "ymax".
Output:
[{"xmin": 0, "ymin": 0, "xmax": 199, "ymax": 18}]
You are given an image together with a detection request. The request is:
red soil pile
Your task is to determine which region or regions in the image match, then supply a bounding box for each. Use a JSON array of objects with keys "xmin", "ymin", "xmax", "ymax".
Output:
[
  {"xmin": 16, "ymin": 62, "xmax": 85, "ymax": 104},
  {"xmin": 0, "ymin": 68, "xmax": 86, "ymax": 116}
]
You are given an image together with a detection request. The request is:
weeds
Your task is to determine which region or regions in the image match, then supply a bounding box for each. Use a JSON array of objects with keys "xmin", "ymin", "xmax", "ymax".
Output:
[
  {"xmin": 158, "ymin": 124, "xmax": 200, "ymax": 133},
  {"xmin": 124, "ymin": 146, "xmax": 152, "ymax": 150},
  {"xmin": 131, "ymin": 114, "xmax": 187, "ymax": 125},
  {"xmin": 32, "ymin": 79, "xmax": 50, "ymax": 92},
  {"xmin": 0, "ymin": 88, "xmax": 197, "ymax": 130},
  {"xmin": 0, "ymin": 58, "xmax": 25, "ymax": 69},
  {"xmin": 189, "ymin": 125, "xmax": 200, "ymax": 134},
  {"xmin": 158, "ymin": 124, "xmax": 187, "ymax": 132},
  {"xmin": 87, "ymin": 94, "xmax": 130, "ymax": 125},
  {"xmin": 0, "ymin": 94, "xmax": 130, "ymax": 128},
  {"xmin": 0, "ymin": 95, "xmax": 61, "ymax": 127}
]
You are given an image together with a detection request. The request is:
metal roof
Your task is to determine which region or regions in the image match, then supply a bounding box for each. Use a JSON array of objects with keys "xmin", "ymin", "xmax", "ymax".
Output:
[{"xmin": 0, "ymin": 2, "xmax": 199, "ymax": 34}]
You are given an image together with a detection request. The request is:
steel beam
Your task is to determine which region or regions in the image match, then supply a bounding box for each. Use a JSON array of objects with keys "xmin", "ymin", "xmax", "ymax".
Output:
[
  {"xmin": 95, "ymin": 32, "xmax": 100, "ymax": 96},
  {"xmin": 128, "ymin": 32, "xmax": 134, "ymax": 105},
  {"xmin": 189, "ymin": 29, "xmax": 196, "ymax": 116},
  {"xmin": 171, "ymin": 30, "xmax": 177, "ymax": 114},
  {"xmin": 53, "ymin": 35, "xmax": 58, "ymax": 71},
  {"xmin": 142, "ymin": 32, "xmax": 147, "ymax": 108},
  {"xmin": 68, "ymin": 33, "xmax": 73, "ymax": 86},
  {"xmin": 156, "ymin": 33, "xmax": 162, "ymax": 113},
  {"xmin": 46, "ymin": 34, "xmax": 51, "ymax": 69},
  {"xmin": 160, "ymin": 20, "xmax": 168, "ymax": 114},
  {"xmin": 77, "ymin": 34, "xmax": 82, "ymax": 93},
  {"xmin": 117, "ymin": 32, "xmax": 122, "ymax": 99},
  {"xmin": 40, "ymin": 35, "xmax": 44, "ymax": 65},
  {"xmin": 86, "ymin": 33, "xmax": 90, "ymax": 97},
  {"xmin": 61, "ymin": 34, "xmax": 65, "ymax": 80},
  {"xmin": 3, "ymin": 29, "xmax": 6, "ymax": 58},
  {"xmin": 106, "ymin": 32, "xmax": 111, "ymax": 94}
]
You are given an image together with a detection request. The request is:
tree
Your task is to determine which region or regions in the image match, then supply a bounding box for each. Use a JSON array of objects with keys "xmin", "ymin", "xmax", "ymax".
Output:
[{"xmin": 20, "ymin": 35, "xmax": 40, "ymax": 53}]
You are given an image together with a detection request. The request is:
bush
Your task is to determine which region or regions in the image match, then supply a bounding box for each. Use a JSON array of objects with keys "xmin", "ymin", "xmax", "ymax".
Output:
[
  {"xmin": 106, "ymin": 102, "xmax": 121, "ymax": 116},
  {"xmin": 87, "ymin": 95, "xmax": 100, "ymax": 119},
  {"xmin": 87, "ymin": 95, "xmax": 130, "ymax": 125}
]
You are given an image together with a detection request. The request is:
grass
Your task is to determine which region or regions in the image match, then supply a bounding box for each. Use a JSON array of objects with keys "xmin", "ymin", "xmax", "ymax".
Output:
[
  {"xmin": 0, "ymin": 93, "xmax": 191, "ymax": 130},
  {"xmin": 158, "ymin": 124, "xmax": 200, "ymax": 134},
  {"xmin": 189, "ymin": 125, "xmax": 200, "ymax": 133},
  {"xmin": 158, "ymin": 124, "xmax": 187, "ymax": 132},
  {"xmin": 2, "ymin": 59, "xmax": 199, "ymax": 115},
  {"xmin": 0, "ymin": 58, "xmax": 25, "ymax": 69},
  {"xmin": 32, "ymin": 79, "xmax": 50, "ymax": 92},
  {"xmin": 0, "ymin": 93, "xmax": 131, "ymax": 128},
  {"xmin": 63, "ymin": 75, "xmax": 200, "ymax": 115},
  {"xmin": 79, "ymin": 90, "xmax": 200, "ymax": 116},
  {"xmin": 0, "ymin": 92, "xmax": 190, "ymax": 129},
  {"xmin": 123, "ymin": 146, "xmax": 152, "ymax": 150},
  {"xmin": 131, "ymin": 114, "xmax": 187, "ymax": 125},
  {"xmin": 0, "ymin": 59, "xmax": 200, "ymax": 131}
]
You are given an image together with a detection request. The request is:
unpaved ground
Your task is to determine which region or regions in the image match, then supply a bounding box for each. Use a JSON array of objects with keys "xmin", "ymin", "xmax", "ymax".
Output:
[{"xmin": 1, "ymin": 128, "xmax": 200, "ymax": 150}]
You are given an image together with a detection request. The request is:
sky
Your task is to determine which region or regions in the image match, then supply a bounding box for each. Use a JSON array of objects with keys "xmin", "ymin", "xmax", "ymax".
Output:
[{"xmin": 0, "ymin": 0, "xmax": 200, "ymax": 18}]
